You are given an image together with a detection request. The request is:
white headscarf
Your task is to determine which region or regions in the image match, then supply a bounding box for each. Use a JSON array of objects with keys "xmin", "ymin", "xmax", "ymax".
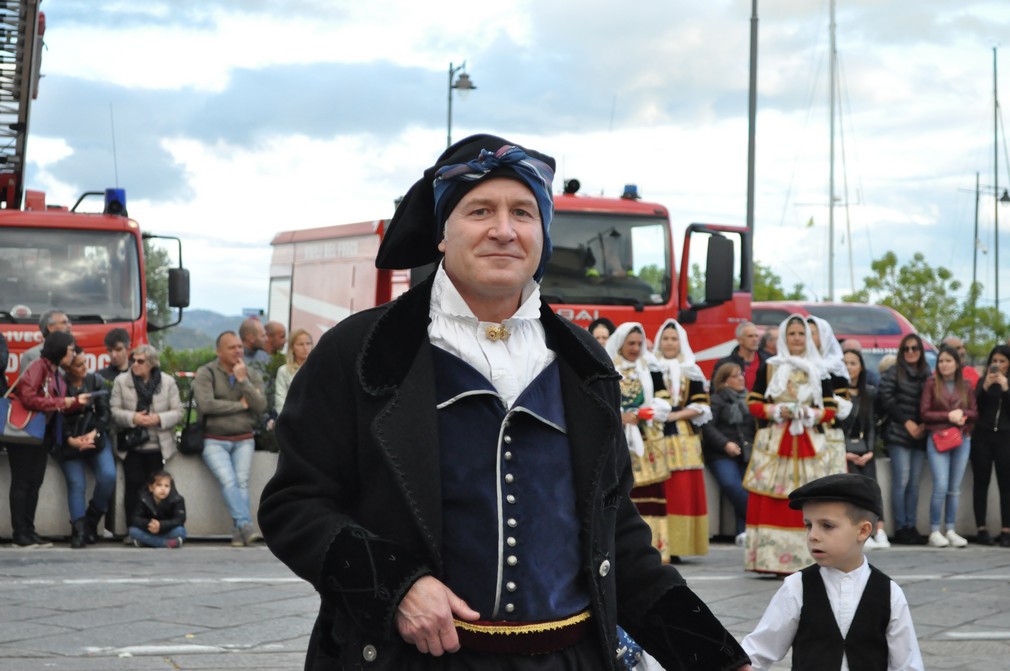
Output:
[
  {"xmin": 606, "ymin": 322, "xmax": 653, "ymax": 456},
  {"xmin": 807, "ymin": 315, "xmax": 848, "ymax": 380},
  {"xmin": 651, "ymin": 319, "xmax": 705, "ymax": 401},
  {"xmin": 606, "ymin": 321, "xmax": 654, "ymax": 404},
  {"xmin": 765, "ymin": 314, "xmax": 825, "ymax": 409},
  {"xmin": 651, "ymin": 318, "xmax": 711, "ymax": 427}
]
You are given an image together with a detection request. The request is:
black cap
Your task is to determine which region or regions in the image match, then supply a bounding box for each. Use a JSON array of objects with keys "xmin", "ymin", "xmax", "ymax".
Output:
[{"xmin": 787, "ymin": 473, "xmax": 883, "ymax": 518}]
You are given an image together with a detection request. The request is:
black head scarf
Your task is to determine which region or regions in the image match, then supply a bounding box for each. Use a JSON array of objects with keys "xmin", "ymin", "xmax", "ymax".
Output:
[{"xmin": 376, "ymin": 134, "xmax": 556, "ymax": 280}]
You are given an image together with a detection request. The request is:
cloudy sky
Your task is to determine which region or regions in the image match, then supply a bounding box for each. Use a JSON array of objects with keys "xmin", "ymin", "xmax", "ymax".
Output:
[{"xmin": 25, "ymin": 0, "xmax": 1010, "ymax": 317}]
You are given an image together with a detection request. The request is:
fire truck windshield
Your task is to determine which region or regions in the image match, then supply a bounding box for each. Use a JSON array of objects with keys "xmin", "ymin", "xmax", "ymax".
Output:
[
  {"xmin": 0, "ymin": 228, "xmax": 142, "ymax": 324},
  {"xmin": 541, "ymin": 212, "xmax": 670, "ymax": 306}
]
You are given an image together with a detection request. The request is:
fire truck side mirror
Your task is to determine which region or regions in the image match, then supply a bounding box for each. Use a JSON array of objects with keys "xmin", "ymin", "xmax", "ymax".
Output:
[
  {"xmin": 704, "ymin": 235, "xmax": 734, "ymax": 304},
  {"xmin": 168, "ymin": 268, "xmax": 191, "ymax": 308}
]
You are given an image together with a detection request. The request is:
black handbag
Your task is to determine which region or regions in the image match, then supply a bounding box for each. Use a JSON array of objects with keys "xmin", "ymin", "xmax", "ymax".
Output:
[
  {"xmin": 118, "ymin": 426, "xmax": 151, "ymax": 451},
  {"xmin": 177, "ymin": 382, "xmax": 205, "ymax": 455}
]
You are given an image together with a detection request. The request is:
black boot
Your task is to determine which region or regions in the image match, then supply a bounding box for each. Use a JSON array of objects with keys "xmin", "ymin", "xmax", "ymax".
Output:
[
  {"xmin": 84, "ymin": 503, "xmax": 103, "ymax": 544},
  {"xmin": 70, "ymin": 518, "xmax": 88, "ymax": 549}
]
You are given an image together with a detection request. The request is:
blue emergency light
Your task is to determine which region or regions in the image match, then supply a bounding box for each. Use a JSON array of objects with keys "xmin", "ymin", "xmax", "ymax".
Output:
[{"xmin": 104, "ymin": 188, "xmax": 127, "ymax": 216}]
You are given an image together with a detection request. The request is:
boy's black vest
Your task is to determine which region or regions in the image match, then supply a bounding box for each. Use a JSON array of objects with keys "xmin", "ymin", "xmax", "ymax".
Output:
[{"xmin": 792, "ymin": 564, "xmax": 890, "ymax": 671}]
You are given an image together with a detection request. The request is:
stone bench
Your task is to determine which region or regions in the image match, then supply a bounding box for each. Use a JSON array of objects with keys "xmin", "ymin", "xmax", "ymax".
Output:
[
  {"xmin": 0, "ymin": 450, "xmax": 277, "ymax": 539},
  {"xmin": 1, "ymin": 451, "xmax": 1003, "ymax": 541}
]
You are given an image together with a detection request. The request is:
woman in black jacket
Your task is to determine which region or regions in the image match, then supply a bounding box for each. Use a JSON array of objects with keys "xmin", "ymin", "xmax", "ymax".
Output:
[
  {"xmin": 971, "ymin": 344, "xmax": 1010, "ymax": 546},
  {"xmin": 702, "ymin": 362, "xmax": 754, "ymax": 546},
  {"xmin": 842, "ymin": 348, "xmax": 889, "ymax": 548},
  {"xmin": 878, "ymin": 333, "xmax": 931, "ymax": 545},
  {"xmin": 57, "ymin": 346, "xmax": 115, "ymax": 548}
]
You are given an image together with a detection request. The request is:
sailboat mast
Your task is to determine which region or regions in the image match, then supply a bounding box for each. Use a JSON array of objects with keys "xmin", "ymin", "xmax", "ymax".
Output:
[{"xmin": 828, "ymin": 0, "xmax": 837, "ymax": 301}]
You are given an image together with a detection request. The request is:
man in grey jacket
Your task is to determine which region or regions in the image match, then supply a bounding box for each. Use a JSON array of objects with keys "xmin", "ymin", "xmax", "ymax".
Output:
[{"xmin": 193, "ymin": 330, "xmax": 266, "ymax": 546}]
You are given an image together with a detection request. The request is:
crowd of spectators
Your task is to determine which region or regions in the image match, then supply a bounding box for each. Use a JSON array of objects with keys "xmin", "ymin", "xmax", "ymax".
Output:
[
  {"xmin": 3, "ymin": 306, "xmax": 1009, "ymax": 558},
  {"xmin": 1, "ymin": 313, "xmax": 312, "ymax": 549}
]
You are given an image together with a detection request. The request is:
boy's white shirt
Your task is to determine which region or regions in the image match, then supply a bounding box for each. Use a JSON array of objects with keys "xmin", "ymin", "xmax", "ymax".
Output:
[{"xmin": 741, "ymin": 556, "xmax": 924, "ymax": 671}]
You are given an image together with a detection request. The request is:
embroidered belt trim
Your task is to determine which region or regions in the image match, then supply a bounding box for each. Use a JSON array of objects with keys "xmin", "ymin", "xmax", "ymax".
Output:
[{"xmin": 454, "ymin": 610, "xmax": 592, "ymax": 655}]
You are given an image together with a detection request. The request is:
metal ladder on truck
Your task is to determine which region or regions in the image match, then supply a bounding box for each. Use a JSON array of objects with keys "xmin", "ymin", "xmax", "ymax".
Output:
[{"xmin": 0, "ymin": 0, "xmax": 42, "ymax": 209}]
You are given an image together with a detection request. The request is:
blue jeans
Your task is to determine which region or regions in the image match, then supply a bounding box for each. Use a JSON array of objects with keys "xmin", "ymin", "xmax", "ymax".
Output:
[
  {"xmin": 128, "ymin": 525, "xmax": 187, "ymax": 548},
  {"xmin": 201, "ymin": 437, "xmax": 255, "ymax": 527},
  {"xmin": 889, "ymin": 444, "xmax": 926, "ymax": 529},
  {"xmin": 927, "ymin": 434, "xmax": 972, "ymax": 530},
  {"xmin": 59, "ymin": 437, "xmax": 116, "ymax": 520},
  {"xmin": 707, "ymin": 459, "xmax": 748, "ymax": 535}
]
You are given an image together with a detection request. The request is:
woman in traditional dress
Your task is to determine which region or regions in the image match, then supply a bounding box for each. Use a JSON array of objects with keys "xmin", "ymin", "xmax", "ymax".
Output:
[
  {"xmin": 606, "ymin": 322, "xmax": 673, "ymax": 559},
  {"xmin": 806, "ymin": 316, "xmax": 850, "ymax": 397},
  {"xmin": 652, "ymin": 319, "xmax": 711, "ymax": 559},
  {"xmin": 744, "ymin": 314, "xmax": 840, "ymax": 574}
]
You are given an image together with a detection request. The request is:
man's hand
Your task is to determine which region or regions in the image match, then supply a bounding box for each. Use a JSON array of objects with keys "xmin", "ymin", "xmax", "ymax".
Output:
[
  {"xmin": 725, "ymin": 441, "xmax": 742, "ymax": 457},
  {"xmin": 233, "ymin": 360, "xmax": 248, "ymax": 383},
  {"xmin": 395, "ymin": 576, "xmax": 480, "ymax": 656}
]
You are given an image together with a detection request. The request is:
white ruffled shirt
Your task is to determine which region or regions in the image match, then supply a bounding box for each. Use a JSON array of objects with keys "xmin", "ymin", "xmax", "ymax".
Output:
[{"xmin": 428, "ymin": 264, "xmax": 556, "ymax": 409}]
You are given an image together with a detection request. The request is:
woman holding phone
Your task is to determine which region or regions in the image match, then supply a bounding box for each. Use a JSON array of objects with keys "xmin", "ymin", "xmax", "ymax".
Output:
[
  {"xmin": 7, "ymin": 331, "xmax": 89, "ymax": 547},
  {"xmin": 971, "ymin": 345, "xmax": 1010, "ymax": 545}
]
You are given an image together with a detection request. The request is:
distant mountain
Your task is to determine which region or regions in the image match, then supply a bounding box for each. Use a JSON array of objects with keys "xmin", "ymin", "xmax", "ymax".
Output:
[{"xmin": 160, "ymin": 309, "xmax": 247, "ymax": 350}]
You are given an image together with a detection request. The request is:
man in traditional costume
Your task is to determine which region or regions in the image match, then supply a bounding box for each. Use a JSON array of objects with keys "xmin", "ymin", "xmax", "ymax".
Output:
[{"xmin": 259, "ymin": 134, "xmax": 752, "ymax": 671}]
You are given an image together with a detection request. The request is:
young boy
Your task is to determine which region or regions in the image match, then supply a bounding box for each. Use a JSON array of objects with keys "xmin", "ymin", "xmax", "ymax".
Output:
[
  {"xmin": 741, "ymin": 473, "xmax": 923, "ymax": 670},
  {"xmin": 128, "ymin": 471, "xmax": 187, "ymax": 549}
]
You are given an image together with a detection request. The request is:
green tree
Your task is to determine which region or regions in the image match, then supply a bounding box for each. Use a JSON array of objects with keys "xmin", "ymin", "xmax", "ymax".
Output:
[
  {"xmin": 948, "ymin": 281, "xmax": 1006, "ymax": 362},
  {"xmin": 686, "ymin": 260, "xmax": 807, "ymax": 303},
  {"xmin": 848, "ymin": 251, "xmax": 961, "ymax": 345},
  {"xmin": 752, "ymin": 261, "xmax": 807, "ymax": 301},
  {"xmin": 637, "ymin": 264, "xmax": 664, "ymax": 295}
]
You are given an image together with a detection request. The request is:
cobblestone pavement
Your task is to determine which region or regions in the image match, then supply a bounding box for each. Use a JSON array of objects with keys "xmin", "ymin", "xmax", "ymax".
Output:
[{"xmin": 1, "ymin": 539, "xmax": 1009, "ymax": 670}]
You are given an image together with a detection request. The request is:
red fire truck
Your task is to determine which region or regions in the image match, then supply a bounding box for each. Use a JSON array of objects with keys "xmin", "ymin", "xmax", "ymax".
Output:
[
  {"xmin": 1, "ymin": 1, "xmax": 189, "ymax": 384},
  {"xmin": 268, "ymin": 180, "xmax": 751, "ymax": 374}
]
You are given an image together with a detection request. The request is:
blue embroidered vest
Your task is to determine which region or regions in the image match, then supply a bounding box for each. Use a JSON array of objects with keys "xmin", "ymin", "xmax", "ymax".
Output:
[{"xmin": 432, "ymin": 345, "xmax": 588, "ymax": 621}]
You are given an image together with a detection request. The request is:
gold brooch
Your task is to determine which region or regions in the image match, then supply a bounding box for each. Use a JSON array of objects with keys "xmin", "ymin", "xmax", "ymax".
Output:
[{"xmin": 485, "ymin": 324, "xmax": 511, "ymax": 341}]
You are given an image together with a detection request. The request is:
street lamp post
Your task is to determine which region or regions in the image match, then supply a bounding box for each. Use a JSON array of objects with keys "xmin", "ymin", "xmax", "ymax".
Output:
[{"xmin": 447, "ymin": 62, "xmax": 476, "ymax": 148}]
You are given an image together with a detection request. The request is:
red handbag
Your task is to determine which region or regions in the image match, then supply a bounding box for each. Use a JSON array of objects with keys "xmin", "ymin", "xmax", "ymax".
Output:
[{"xmin": 932, "ymin": 426, "xmax": 963, "ymax": 452}]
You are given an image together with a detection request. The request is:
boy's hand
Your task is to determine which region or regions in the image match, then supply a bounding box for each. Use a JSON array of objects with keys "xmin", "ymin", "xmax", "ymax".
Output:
[{"xmin": 148, "ymin": 519, "xmax": 161, "ymax": 533}]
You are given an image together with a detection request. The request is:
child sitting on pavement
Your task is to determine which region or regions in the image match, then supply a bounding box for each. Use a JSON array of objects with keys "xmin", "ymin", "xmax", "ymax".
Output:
[
  {"xmin": 742, "ymin": 473, "xmax": 923, "ymax": 670},
  {"xmin": 128, "ymin": 470, "xmax": 187, "ymax": 549}
]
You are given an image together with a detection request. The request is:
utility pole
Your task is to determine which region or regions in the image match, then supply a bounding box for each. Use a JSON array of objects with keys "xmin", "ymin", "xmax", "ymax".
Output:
[
  {"xmin": 743, "ymin": 0, "xmax": 758, "ymax": 293},
  {"xmin": 827, "ymin": 0, "xmax": 836, "ymax": 301}
]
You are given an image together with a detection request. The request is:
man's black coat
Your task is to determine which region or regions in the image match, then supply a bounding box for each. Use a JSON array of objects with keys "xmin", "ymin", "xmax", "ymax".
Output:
[{"xmin": 259, "ymin": 274, "xmax": 748, "ymax": 670}]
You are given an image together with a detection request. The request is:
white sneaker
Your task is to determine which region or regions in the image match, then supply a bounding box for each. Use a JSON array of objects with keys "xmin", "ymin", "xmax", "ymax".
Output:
[
  {"xmin": 734, "ymin": 532, "xmax": 746, "ymax": 547},
  {"xmin": 864, "ymin": 536, "xmax": 879, "ymax": 550},
  {"xmin": 928, "ymin": 530, "xmax": 950, "ymax": 548},
  {"xmin": 946, "ymin": 530, "xmax": 968, "ymax": 548},
  {"xmin": 873, "ymin": 529, "xmax": 891, "ymax": 548}
]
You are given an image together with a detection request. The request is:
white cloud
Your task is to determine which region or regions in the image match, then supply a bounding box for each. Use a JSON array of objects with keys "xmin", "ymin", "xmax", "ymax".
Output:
[{"xmin": 25, "ymin": 0, "xmax": 1010, "ymax": 317}]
